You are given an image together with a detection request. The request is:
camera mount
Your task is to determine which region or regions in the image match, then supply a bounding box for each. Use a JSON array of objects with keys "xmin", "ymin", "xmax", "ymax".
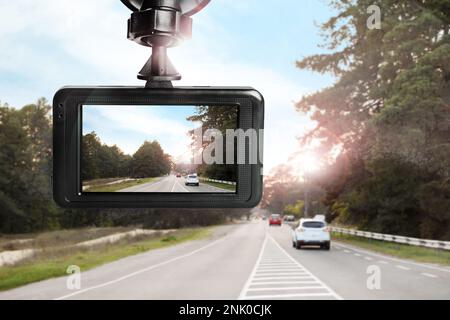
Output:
[{"xmin": 121, "ymin": 0, "xmax": 210, "ymax": 87}]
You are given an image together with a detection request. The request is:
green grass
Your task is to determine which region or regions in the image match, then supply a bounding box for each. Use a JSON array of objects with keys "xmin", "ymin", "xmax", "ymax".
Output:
[
  {"xmin": 0, "ymin": 227, "xmax": 212, "ymax": 291},
  {"xmin": 332, "ymin": 232, "xmax": 450, "ymax": 266},
  {"xmin": 201, "ymin": 180, "xmax": 236, "ymax": 192},
  {"xmin": 86, "ymin": 177, "xmax": 158, "ymax": 192}
]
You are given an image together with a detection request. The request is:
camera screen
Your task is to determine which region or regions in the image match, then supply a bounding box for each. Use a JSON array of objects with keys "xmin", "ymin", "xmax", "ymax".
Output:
[{"xmin": 81, "ymin": 105, "xmax": 238, "ymax": 194}]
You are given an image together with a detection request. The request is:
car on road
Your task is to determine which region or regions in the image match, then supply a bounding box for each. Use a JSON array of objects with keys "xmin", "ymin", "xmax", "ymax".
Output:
[
  {"xmin": 292, "ymin": 219, "xmax": 330, "ymax": 250},
  {"xmin": 269, "ymin": 214, "xmax": 282, "ymax": 226},
  {"xmin": 176, "ymin": 173, "xmax": 182, "ymax": 178},
  {"xmin": 185, "ymin": 174, "xmax": 200, "ymax": 186}
]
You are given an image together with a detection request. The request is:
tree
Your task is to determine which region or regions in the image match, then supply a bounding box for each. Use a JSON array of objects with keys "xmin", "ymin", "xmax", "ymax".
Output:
[
  {"xmin": 0, "ymin": 99, "xmax": 59, "ymax": 232},
  {"xmin": 131, "ymin": 141, "xmax": 171, "ymax": 178},
  {"xmin": 295, "ymin": 0, "xmax": 450, "ymax": 238},
  {"xmin": 187, "ymin": 106, "xmax": 238, "ymax": 181}
]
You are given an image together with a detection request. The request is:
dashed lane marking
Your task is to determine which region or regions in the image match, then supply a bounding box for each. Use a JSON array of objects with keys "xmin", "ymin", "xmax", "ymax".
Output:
[{"xmin": 239, "ymin": 235, "xmax": 342, "ymax": 300}]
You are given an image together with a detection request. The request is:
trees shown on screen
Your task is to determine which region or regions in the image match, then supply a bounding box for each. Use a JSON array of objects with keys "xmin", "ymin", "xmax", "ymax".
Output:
[
  {"xmin": 186, "ymin": 106, "xmax": 238, "ymax": 182},
  {"xmin": 131, "ymin": 141, "xmax": 171, "ymax": 178},
  {"xmin": 81, "ymin": 132, "xmax": 132, "ymax": 181}
]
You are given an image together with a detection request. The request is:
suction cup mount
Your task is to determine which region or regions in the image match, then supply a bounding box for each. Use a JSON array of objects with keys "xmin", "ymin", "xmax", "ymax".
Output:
[{"xmin": 122, "ymin": 0, "xmax": 210, "ymax": 87}]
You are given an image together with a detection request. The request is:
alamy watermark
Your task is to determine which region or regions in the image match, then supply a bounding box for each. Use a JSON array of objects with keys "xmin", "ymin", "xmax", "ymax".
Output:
[
  {"xmin": 66, "ymin": 265, "xmax": 81, "ymax": 290},
  {"xmin": 190, "ymin": 127, "xmax": 264, "ymax": 165},
  {"xmin": 366, "ymin": 265, "xmax": 381, "ymax": 290},
  {"xmin": 367, "ymin": 4, "xmax": 382, "ymax": 30}
]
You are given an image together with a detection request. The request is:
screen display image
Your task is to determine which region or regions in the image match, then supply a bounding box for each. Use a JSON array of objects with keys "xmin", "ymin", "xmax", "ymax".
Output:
[{"xmin": 81, "ymin": 105, "xmax": 238, "ymax": 194}]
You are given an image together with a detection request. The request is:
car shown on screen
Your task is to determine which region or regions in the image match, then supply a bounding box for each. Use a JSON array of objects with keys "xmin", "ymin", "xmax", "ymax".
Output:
[
  {"xmin": 185, "ymin": 175, "xmax": 200, "ymax": 186},
  {"xmin": 176, "ymin": 173, "xmax": 182, "ymax": 178},
  {"xmin": 284, "ymin": 215, "xmax": 295, "ymax": 222},
  {"xmin": 269, "ymin": 214, "xmax": 282, "ymax": 226},
  {"xmin": 292, "ymin": 219, "xmax": 330, "ymax": 250}
]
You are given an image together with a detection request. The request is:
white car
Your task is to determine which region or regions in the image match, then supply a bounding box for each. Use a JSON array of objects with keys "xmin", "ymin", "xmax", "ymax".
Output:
[
  {"xmin": 185, "ymin": 174, "xmax": 200, "ymax": 186},
  {"xmin": 292, "ymin": 219, "xmax": 330, "ymax": 250}
]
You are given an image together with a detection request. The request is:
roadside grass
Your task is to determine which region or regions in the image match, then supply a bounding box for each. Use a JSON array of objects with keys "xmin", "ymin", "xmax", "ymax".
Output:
[
  {"xmin": 86, "ymin": 177, "xmax": 158, "ymax": 192},
  {"xmin": 0, "ymin": 226, "xmax": 136, "ymax": 251},
  {"xmin": 83, "ymin": 177, "xmax": 129, "ymax": 187},
  {"xmin": 201, "ymin": 180, "xmax": 236, "ymax": 192},
  {"xmin": 0, "ymin": 227, "xmax": 212, "ymax": 291},
  {"xmin": 332, "ymin": 232, "xmax": 450, "ymax": 266}
]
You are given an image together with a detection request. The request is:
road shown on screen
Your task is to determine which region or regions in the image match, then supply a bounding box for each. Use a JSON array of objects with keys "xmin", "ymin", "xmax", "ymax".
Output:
[{"xmin": 117, "ymin": 174, "xmax": 233, "ymax": 193}]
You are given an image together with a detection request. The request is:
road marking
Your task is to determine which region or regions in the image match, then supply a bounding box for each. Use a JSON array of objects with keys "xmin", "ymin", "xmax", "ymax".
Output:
[
  {"xmin": 396, "ymin": 265, "xmax": 411, "ymax": 271},
  {"xmin": 378, "ymin": 260, "xmax": 388, "ymax": 264},
  {"xmin": 335, "ymin": 241, "xmax": 450, "ymax": 274},
  {"xmin": 175, "ymin": 179, "xmax": 190, "ymax": 193},
  {"xmin": 170, "ymin": 179, "xmax": 177, "ymax": 192},
  {"xmin": 244, "ymin": 292, "xmax": 334, "ymax": 300},
  {"xmin": 240, "ymin": 234, "xmax": 343, "ymax": 300},
  {"xmin": 54, "ymin": 235, "xmax": 226, "ymax": 300},
  {"xmin": 354, "ymin": 253, "xmax": 361, "ymax": 257},
  {"xmin": 421, "ymin": 273, "xmax": 438, "ymax": 278},
  {"xmin": 238, "ymin": 236, "xmax": 268, "ymax": 300},
  {"xmin": 252, "ymin": 276, "xmax": 312, "ymax": 281},
  {"xmin": 250, "ymin": 281, "xmax": 318, "ymax": 286},
  {"xmin": 255, "ymin": 272, "xmax": 309, "ymax": 277},
  {"xmin": 247, "ymin": 286, "xmax": 324, "ymax": 292},
  {"xmin": 344, "ymin": 250, "xmax": 351, "ymax": 253},
  {"xmin": 256, "ymin": 268, "xmax": 301, "ymax": 272},
  {"xmin": 268, "ymin": 236, "xmax": 343, "ymax": 300},
  {"xmin": 259, "ymin": 265, "xmax": 296, "ymax": 268},
  {"xmin": 364, "ymin": 257, "xmax": 373, "ymax": 261}
]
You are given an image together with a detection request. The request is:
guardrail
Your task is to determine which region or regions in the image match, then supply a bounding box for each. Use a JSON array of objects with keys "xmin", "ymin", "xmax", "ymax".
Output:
[
  {"xmin": 200, "ymin": 178, "xmax": 237, "ymax": 186},
  {"xmin": 331, "ymin": 227, "xmax": 450, "ymax": 251}
]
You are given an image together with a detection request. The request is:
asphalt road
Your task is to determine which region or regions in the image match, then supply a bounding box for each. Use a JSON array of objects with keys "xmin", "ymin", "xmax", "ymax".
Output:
[
  {"xmin": 118, "ymin": 175, "xmax": 233, "ymax": 193},
  {"xmin": 1, "ymin": 222, "xmax": 450, "ymax": 300}
]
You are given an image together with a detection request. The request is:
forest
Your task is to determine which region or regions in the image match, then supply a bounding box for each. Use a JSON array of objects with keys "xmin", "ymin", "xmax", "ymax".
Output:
[
  {"xmin": 82, "ymin": 133, "xmax": 172, "ymax": 182},
  {"xmin": 262, "ymin": 0, "xmax": 450, "ymax": 240}
]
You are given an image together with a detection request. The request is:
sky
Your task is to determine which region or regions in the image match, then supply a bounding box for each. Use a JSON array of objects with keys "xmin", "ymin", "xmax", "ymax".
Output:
[{"xmin": 0, "ymin": 0, "xmax": 336, "ymax": 173}]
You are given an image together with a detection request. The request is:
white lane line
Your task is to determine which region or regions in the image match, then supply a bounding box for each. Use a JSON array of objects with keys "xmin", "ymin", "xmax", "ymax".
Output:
[
  {"xmin": 344, "ymin": 250, "xmax": 351, "ymax": 253},
  {"xmin": 335, "ymin": 241, "xmax": 450, "ymax": 274},
  {"xmin": 396, "ymin": 265, "xmax": 411, "ymax": 271},
  {"xmin": 250, "ymin": 281, "xmax": 318, "ymax": 286},
  {"xmin": 364, "ymin": 257, "xmax": 373, "ymax": 261},
  {"xmin": 421, "ymin": 273, "xmax": 438, "ymax": 278},
  {"xmin": 175, "ymin": 179, "xmax": 190, "ymax": 193},
  {"xmin": 255, "ymin": 273, "xmax": 308, "ymax": 277},
  {"xmin": 170, "ymin": 179, "xmax": 177, "ymax": 192},
  {"xmin": 244, "ymin": 293, "xmax": 334, "ymax": 300},
  {"xmin": 238, "ymin": 236, "xmax": 268, "ymax": 300},
  {"xmin": 256, "ymin": 268, "xmax": 301, "ymax": 272},
  {"xmin": 268, "ymin": 235, "xmax": 343, "ymax": 300},
  {"xmin": 55, "ymin": 235, "xmax": 226, "ymax": 300},
  {"xmin": 378, "ymin": 260, "xmax": 388, "ymax": 264},
  {"xmin": 354, "ymin": 253, "xmax": 361, "ymax": 257},
  {"xmin": 247, "ymin": 286, "xmax": 325, "ymax": 292},
  {"xmin": 252, "ymin": 276, "xmax": 312, "ymax": 281},
  {"xmin": 258, "ymin": 266, "xmax": 298, "ymax": 269}
]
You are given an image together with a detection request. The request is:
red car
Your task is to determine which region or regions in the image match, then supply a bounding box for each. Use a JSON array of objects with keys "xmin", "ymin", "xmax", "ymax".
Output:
[{"xmin": 269, "ymin": 214, "xmax": 282, "ymax": 226}]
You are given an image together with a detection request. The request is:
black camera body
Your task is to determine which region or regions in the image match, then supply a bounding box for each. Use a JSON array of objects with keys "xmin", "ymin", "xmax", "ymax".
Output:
[{"xmin": 53, "ymin": 86, "xmax": 264, "ymax": 208}]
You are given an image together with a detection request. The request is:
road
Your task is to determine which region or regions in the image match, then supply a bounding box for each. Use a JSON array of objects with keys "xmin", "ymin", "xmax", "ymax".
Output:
[
  {"xmin": 118, "ymin": 175, "xmax": 233, "ymax": 193},
  {"xmin": 1, "ymin": 222, "xmax": 450, "ymax": 300}
]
